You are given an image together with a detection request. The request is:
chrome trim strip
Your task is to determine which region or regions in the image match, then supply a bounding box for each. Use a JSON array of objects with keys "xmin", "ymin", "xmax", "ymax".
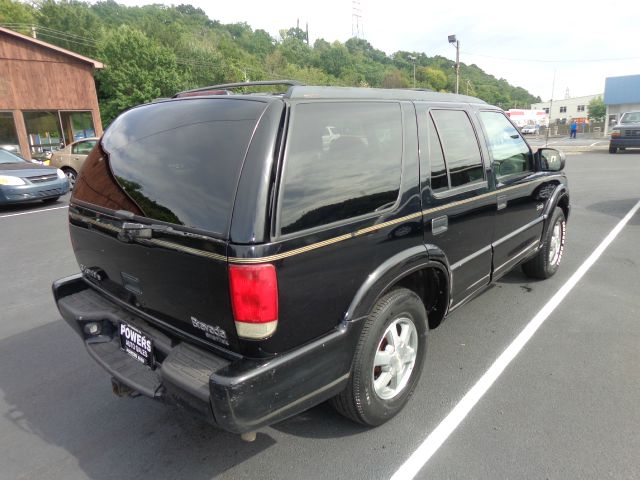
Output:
[
  {"xmin": 492, "ymin": 216, "xmax": 543, "ymax": 248},
  {"xmin": 450, "ymin": 244, "xmax": 492, "ymax": 271},
  {"xmin": 449, "ymin": 284, "xmax": 486, "ymax": 312},
  {"xmin": 494, "ymin": 240, "xmax": 539, "ymax": 274},
  {"xmin": 466, "ymin": 273, "xmax": 491, "ymax": 291},
  {"xmin": 69, "ymin": 180, "xmax": 538, "ymax": 264}
]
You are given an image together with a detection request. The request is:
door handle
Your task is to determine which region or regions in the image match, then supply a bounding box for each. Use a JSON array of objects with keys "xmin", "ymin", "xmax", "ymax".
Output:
[
  {"xmin": 432, "ymin": 215, "xmax": 448, "ymax": 235},
  {"xmin": 497, "ymin": 195, "xmax": 508, "ymax": 211}
]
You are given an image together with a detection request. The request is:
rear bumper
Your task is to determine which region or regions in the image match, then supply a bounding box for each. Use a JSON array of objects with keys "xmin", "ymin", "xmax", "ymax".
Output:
[{"xmin": 52, "ymin": 274, "xmax": 360, "ymax": 433}]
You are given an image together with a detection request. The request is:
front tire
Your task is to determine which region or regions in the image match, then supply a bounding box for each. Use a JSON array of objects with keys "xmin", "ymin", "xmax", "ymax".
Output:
[
  {"xmin": 331, "ymin": 288, "xmax": 427, "ymax": 426},
  {"xmin": 609, "ymin": 145, "xmax": 617, "ymax": 154},
  {"xmin": 522, "ymin": 207, "xmax": 566, "ymax": 279}
]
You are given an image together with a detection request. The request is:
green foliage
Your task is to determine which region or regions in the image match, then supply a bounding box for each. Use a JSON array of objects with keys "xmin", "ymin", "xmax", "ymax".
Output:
[
  {"xmin": 95, "ymin": 25, "xmax": 186, "ymax": 124},
  {"xmin": 587, "ymin": 96, "xmax": 606, "ymax": 121},
  {"xmin": 1, "ymin": 0, "xmax": 542, "ymax": 125},
  {"xmin": 35, "ymin": 0, "xmax": 100, "ymax": 57},
  {"xmin": 0, "ymin": 0, "xmax": 36, "ymax": 32}
]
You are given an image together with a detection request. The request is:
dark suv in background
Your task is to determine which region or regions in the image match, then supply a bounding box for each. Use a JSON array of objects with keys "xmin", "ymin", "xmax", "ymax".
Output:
[
  {"xmin": 609, "ymin": 111, "xmax": 640, "ymax": 153},
  {"xmin": 53, "ymin": 81, "xmax": 569, "ymax": 435}
]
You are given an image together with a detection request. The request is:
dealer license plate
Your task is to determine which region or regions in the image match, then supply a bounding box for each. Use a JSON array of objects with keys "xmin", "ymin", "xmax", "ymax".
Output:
[{"xmin": 119, "ymin": 322, "xmax": 153, "ymax": 367}]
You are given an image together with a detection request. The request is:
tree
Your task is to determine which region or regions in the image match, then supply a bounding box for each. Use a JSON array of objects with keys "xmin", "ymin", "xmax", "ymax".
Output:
[
  {"xmin": 95, "ymin": 25, "xmax": 187, "ymax": 125},
  {"xmin": 0, "ymin": 0, "xmax": 36, "ymax": 33},
  {"xmin": 417, "ymin": 67, "xmax": 447, "ymax": 91},
  {"xmin": 588, "ymin": 96, "xmax": 606, "ymax": 122},
  {"xmin": 36, "ymin": 0, "xmax": 101, "ymax": 57},
  {"xmin": 382, "ymin": 69, "xmax": 408, "ymax": 89}
]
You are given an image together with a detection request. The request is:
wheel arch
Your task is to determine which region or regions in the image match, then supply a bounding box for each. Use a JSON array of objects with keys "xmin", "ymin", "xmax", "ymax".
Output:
[
  {"xmin": 542, "ymin": 184, "xmax": 570, "ymax": 241},
  {"xmin": 345, "ymin": 245, "xmax": 451, "ymax": 329}
]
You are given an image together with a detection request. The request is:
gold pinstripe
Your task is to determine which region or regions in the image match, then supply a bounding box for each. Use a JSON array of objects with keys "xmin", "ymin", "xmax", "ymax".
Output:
[{"xmin": 69, "ymin": 181, "xmax": 537, "ymax": 264}]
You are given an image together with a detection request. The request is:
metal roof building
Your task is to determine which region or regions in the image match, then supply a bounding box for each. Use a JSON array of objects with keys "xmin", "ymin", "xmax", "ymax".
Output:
[{"xmin": 603, "ymin": 74, "xmax": 640, "ymax": 134}]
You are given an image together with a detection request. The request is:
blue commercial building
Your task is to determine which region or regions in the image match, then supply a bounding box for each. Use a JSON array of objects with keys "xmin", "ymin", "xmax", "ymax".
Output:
[{"xmin": 604, "ymin": 74, "xmax": 640, "ymax": 133}]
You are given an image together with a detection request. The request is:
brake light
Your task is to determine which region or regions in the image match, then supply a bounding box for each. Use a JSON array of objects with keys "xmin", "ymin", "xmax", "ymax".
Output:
[
  {"xmin": 229, "ymin": 264, "xmax": 278, "ymax": 339},
  {"xmin": 611, "ymin": 130, "xmax": 621, "ymax": 138}
]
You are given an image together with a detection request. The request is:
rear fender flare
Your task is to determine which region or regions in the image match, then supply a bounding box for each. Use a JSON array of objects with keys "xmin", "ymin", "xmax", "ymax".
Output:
[
  {"xmin": 344, "ymin": 245, "xmax": 451, "ymax": 322},
  {"xmin": 541, "ymin": 184, "xmax": 569, "ymax": 241}
]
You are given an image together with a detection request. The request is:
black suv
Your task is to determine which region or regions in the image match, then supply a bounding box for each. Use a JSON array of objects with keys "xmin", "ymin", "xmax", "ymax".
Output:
[{"xmin": 53, "ymin": 81, "xmax": 569, "ymax": 434}]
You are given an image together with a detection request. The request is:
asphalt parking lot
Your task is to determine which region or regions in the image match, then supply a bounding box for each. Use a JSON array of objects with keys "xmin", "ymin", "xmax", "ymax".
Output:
[{"xmin": 1, "ymin": 150, "xmax": 639, "ymax": 480}]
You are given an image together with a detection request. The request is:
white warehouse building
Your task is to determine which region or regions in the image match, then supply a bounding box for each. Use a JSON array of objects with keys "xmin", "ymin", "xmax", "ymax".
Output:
[{"xmin": 531, "ymin": 94, "xmax": 602, "ymax": 125}]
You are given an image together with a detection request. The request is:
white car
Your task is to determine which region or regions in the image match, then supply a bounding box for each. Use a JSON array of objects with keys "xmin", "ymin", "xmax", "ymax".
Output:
[{"xmin": 521, "ymin": 125, "xmax": 538, "ymax": 135}]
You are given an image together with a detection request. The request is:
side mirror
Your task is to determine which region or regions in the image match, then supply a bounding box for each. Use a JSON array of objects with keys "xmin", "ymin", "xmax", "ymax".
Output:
[{"xmin": 537, "ymin": 148, "xmax": 566, "ymax": 172}]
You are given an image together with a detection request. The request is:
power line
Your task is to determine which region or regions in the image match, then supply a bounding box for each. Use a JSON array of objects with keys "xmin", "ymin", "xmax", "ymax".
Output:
[{"xmin": 463, "ymin": 51, "xmax": 640, "ymax": 63}]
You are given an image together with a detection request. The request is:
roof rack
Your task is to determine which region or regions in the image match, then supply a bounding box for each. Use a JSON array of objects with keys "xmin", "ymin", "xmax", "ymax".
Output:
[{"xmin": 173, "ymin": 80, "xmax": 304, "ymax": 98}]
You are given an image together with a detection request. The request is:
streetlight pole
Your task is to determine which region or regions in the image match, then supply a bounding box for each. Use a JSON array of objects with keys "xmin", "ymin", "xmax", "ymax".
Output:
[
  {"xmin": 448, "ymin": 35, "xmax": 460, "ymax": 94},
  {"xmin": 408, "ymin": 55, "xmax": 416, "ymax": 88}
]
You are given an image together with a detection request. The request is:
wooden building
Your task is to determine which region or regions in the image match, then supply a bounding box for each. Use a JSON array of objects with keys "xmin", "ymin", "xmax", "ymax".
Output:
[{"xmin": 0, "ymin": 26, "xmax": 103, "ymax": 160}]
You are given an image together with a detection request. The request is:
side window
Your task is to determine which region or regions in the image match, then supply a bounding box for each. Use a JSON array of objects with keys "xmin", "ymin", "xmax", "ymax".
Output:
[
  {"xmin": 72, "ymin": 140, "xmax": 96, "ymax": 155},
  {"xmin": 430, "ymin": 109, "xmax": 484, "ymax": 188},
  {"xmin": 478, "ymin": 111, "xmax": 532, "ymax": 179},
  {"xmin": 427, "ymin": 116, "xmax": 448, "ymax": 192},
  {"xmin": 279, "ymin": 102, "xmax": 403, "ymax": 235}
]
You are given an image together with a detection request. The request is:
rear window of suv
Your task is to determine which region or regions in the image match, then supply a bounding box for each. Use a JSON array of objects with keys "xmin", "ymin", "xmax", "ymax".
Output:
[
  {"xmin": 100, "ymin": 98, "xmax": 267, "ymax": 235},
  {"xmin": 279, "ymin": 102, "xmax": 403, "ymax": 235}
]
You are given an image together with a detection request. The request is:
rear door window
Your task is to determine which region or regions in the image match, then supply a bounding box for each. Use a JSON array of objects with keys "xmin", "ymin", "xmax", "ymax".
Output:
[
  {"xmin": 279, "ymin": 102, "xmax": 403, "ymax": 235},
  {"xmin": 97, "ymin": 98, "xmax": 267, "ymax": 235},
  {"xmin": 430, "ymin": 109, "xmax": 484, "ymax": 189}
]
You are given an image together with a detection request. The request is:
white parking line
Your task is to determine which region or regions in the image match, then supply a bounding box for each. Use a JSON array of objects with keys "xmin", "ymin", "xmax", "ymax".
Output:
[
  {"xmin": 390, "ymin": 199, "xmax": 640, "ymax": 480},
  {"xmin": 590, "ymin": 141, "xmax": 606, "ymax": 147},
  {"xmin": 0, "ymin": 205, "xmax": 68, "ymax": 219}
]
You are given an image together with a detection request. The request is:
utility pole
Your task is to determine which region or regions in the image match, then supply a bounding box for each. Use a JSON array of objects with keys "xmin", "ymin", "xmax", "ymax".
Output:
[
  {"xmin": 408, "ymin": 55, "xmax": 416, "ymax": 88},
  {"xmin": 448, "ymin": 35, "xmax": 460, "ymax": 94},
  {"xmin": 545, "ymin": 70, "xmax": 556, "ymax": 147}
]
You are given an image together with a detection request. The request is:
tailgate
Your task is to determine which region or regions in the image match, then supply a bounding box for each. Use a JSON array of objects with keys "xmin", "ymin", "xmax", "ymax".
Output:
[{"xmin": 67, "ymin": 97, "xmax": 272, "ymax": 352}]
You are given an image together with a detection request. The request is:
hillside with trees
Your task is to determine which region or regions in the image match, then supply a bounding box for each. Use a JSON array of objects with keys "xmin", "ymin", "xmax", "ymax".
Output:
[{"xmin": 1, "ymin": 0, "xmax": 541, "ymax": 125}]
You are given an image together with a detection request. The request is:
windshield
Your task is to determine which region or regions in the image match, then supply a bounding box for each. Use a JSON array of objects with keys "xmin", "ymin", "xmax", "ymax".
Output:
[
  {"xmin": 0, "ymin": 149, "xmax": 26, "ymax": 164},
  {"xmin": 620, "ymin": 112, "xmax": 640, "ymax": 124}
]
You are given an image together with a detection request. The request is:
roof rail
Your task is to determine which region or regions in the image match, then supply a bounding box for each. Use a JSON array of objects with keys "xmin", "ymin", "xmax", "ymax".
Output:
[{"xmin": 173, "ymin": 80, "xmax": 304, "ymax": 98}]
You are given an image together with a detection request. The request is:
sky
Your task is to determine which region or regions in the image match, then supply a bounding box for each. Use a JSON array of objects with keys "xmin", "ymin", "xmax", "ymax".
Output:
[{"xmin": 118, "ymin": 0, "xmax": 640, "ymax": 101}]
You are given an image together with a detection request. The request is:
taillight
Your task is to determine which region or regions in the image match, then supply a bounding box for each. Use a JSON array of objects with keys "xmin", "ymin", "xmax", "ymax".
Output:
[
  {"xmin": 229, "ymin": 264, "xmax": 278, "ymax": 340},
  {"xmin": 611, "ymin": 130, "xmax": 621, "ymax": 138}
]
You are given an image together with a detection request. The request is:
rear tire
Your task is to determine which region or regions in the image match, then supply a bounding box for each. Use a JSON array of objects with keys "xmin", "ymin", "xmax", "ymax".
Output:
[
  {"xmin": 609, "ymin": 145, "xmax": 617, "ymax": 154},
  {"xmin": 522, "ymin": 207, "xmax": 566, "ymax": 279},
  {"xmin": 62, "ymin": 167, "xmax": 77, "ymax": 190},
  {"xmin": 331, "ymin": 288, "xmax": 427, "ymax": 426}
]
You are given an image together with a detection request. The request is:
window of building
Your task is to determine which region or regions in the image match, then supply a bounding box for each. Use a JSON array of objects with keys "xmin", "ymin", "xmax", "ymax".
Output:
[
  {"xmin": 430, "ymin": 109, "xmax": 484, "ymax": 189},
  {"xmin": 559, "ymin": 106, "xmax": 567, "ymax": 113},
  {"xmin": 577, "ymin": 105, "xmax": 585, "ymax": 112},
  {"xmin": 0, "ymin": 112, "xmax": 20, "ymax": 154},
  {"xmin": 23, "ymin": 111, "xmax": 63, "ymax": 156},
  {"xmin": 279, "ymin": 102, "xmax": 403, "ymax": 235},
  {"xmin": 60, "ymin": 111, "xmax": 95, "ymax": 143},
  {"xmin": 479, "ymin": 111, "xmax": 532, "ymax": 179},
  {"xmin": 543, "ymin": 108, "xmax": 550, "ymax": 114}
]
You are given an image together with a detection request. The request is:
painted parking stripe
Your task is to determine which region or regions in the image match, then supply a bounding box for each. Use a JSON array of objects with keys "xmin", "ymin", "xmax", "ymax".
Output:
[
  {"xmin": 0, "ymin": 205, "xmax": 68, "ymax": 219},
  {"xmin": 390, "ymin": 199, "xmax": 640, "ymax": 480}
]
